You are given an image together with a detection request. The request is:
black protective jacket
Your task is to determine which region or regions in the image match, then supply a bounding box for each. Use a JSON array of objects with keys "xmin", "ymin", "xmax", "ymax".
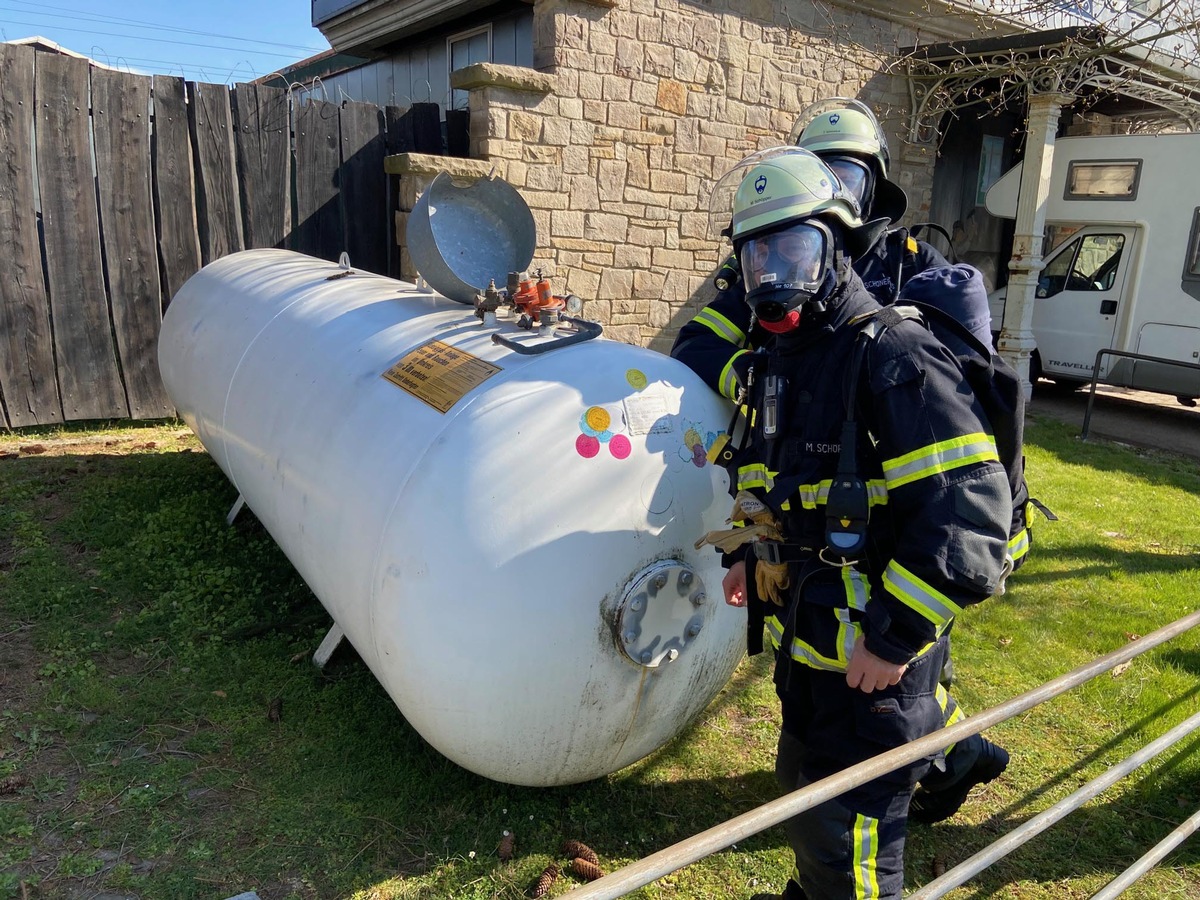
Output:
[{"xmin": 708, "ymin": 272, "xmax": 1011, "ymax": 668}]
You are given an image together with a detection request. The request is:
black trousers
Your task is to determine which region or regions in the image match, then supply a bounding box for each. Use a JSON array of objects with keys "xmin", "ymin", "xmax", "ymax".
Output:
[{"xmin": 774, "ymin": 637, "xmax": 949, "ymax": 899}]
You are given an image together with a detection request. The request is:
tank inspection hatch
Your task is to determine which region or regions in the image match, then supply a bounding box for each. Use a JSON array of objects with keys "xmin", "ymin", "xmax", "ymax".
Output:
[{"xmin": 616, "ymin": 561, "xmax": 708, "ymax": 668}]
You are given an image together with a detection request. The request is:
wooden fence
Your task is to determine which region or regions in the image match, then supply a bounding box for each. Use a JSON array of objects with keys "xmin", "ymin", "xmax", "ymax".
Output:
[{"xmin": 0, "ymin": 43, "xmax": 422, "ymax": 430}]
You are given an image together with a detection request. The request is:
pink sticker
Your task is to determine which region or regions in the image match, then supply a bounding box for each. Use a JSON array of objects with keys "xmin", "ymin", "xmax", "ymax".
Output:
[
  {"xmin": 576, "ymin": 434, "xmax": 601, "ymax": 458},
  {"xmin": 610, "ymin": 434, "xmax": 632, "ymax": 460}
]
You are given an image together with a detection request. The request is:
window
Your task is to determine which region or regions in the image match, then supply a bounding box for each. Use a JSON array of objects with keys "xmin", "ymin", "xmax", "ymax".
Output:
[
  {"xmin": 1065, "ymin": 160, "xmax": 1142, "ymax": 200},
  {"xmin": 448, "ymin": 25, "xmax": 491, "ymax": 111},
  {"xmin": 976, "ymin": 135, "xmax": 1005, "ymax": 206},
  {"xmin": 1037, "ymin": 233, "xmax": 1126, "ymax": 298},
  {"xmin": 1184, "ymin": 209, "xmax": 1200, "ymax": 302},
  {"xmin": 1188, "ymin": 209, "xmax": 1200, "ymax": 277}
]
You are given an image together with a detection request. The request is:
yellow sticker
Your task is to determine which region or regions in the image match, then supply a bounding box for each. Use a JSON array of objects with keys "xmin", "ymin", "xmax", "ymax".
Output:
[
  {"xmin": 382, "ymin": 340, "xmax": 502, "ymax": 414},
  {"xmin": 626, "ymin": 369, "xmax": 648, "ymax": 391},
  {"xmin": 706, "ymin": 433, "xmax": 730, "ymax": 464},
  {"xmin": 585, "ymin": 406, "xmax": 611, "ymax": 432}
]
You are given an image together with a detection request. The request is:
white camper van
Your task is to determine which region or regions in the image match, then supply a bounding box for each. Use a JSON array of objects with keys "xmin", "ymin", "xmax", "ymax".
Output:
[{"xmin": 985, "ymin": 132, "xmax": 1200, "ymax": 402}]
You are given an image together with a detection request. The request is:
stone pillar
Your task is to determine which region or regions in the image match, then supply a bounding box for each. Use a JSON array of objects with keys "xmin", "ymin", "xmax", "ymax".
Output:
[{"xmin": 998, "ymin": 91, "xmax": 1071, "ymax": 398}]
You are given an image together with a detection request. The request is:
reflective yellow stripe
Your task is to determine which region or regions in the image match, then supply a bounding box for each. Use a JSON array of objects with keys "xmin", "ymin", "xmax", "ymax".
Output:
[
  {"xmin": 1009, "ymin": 525, "xmax": 1030, "ymax": 561},
  {"xmin": 735, "ymin": 472, "xmax": 892, "ymax": 515},
  {"xmin": 793, "ymin": 479, "xmax": 889, "ymax": 510},
  {"xmin": 694, "ymin": 307, "xmax": 746, "ymax": 346},
  {"xmin": 883, "ymin": 560, "xmax": 962, "ymax": 628},
  {"xmin": 735, "ymin": 465, "xmax": 791, "ymax": 511},
  {"xmin": 718, "ymin": 349, "xmax": 749, "ymax": 400},
  {"xmin": 764, "ymin": 614, "xmax": 854, "ymax": 672},
  {"xmin": 737, "ymin": 464, "xmax": 774, "ymax": 493},
  {"xmin": 936, "ymin": 683, "xmax": 961, "ymax": 755},
  {"xmin": 853, "ymin": 813, "xmax": 881, "ymax": 899},
  {"xmin": 836, "ymin": 607, "xmax": 858, "ymax": 666},
  {"xmin": 882, "ymin": 433, "xmax": 1000, "ymax": 490},
  {"xmin": 842, "ymin": 567, "xmax": 870, "ymax": 612}
]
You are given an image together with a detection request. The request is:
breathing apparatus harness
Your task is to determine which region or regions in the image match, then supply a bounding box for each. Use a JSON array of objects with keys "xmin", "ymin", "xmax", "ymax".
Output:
[{"xmin": 710, "ymin": 244, "xmax": 874, "ymax": 572}]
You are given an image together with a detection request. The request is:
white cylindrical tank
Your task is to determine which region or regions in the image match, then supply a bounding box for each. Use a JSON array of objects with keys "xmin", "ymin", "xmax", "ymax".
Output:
[{"xmin": 158, "ymin": 249, "xmax": 744, "ymax": 786}]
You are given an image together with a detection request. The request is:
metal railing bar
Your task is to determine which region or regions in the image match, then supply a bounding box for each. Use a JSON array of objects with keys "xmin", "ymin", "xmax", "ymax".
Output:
[
  {"xmin": 566, "ymin": 608, "xmax": 1200, "ymax": 900},
  {"xmin": 907, "ymin": 708, "xmax": 1200, "ymax": 899},
  {"xmin": 1082, "ymin": 348, "xmax": 1200, "ymax": 440},
  {"xmin": 1088, "ymin": 805, "xmax": 1200, "ymax": 900}
]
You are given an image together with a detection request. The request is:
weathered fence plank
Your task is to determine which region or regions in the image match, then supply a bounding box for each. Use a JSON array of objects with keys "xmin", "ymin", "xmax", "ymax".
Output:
[
  {"xmin": 0, "ymin": 68, "xmax": 399, "ymax": 429},
  {"xmin": 339, "ymin": 101, "xmax": 387, "ymax": 275},
  {"xmin": 232, "ymin": 82, "xmax": 292, "ymax": 250},
  {"xmin": 384, "ymin": 103, "xmax": 416, "ymax": 278},
  {"xmin": 445, "ymin": 108, "xmax": 469, "ymax": 158},
  {"xmin": 92, "ymin": 68, "xmax": 174, "ymax": 421},
  {"xmin": 410, "ymin": 102, "xmax": 443, "ymax": 154},
  {"xmin": 294, "ymin": 97, "xmax": 343, "ymax": 261},
  {"xmin": 0, "ymin": 44, "xmax": 60, "ymax": 428},
  {"xmin": 385, "ymin": 103, "xmax": 414, "ymax": 154},
  {"xmin": 188, "ymin": 81, "xmax": 244, "ymax": 265},
  {"xmin": 152, "ymin": 76, "xmax": 202, "ymax": 308},
  {"xmin": 35, "ymin": 53, "xmax": 128, "ymax": 421}
]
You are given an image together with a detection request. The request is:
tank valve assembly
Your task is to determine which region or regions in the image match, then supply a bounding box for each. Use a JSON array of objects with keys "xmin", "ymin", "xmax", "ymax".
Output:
[{"xmin": 475, "ymin": 279, "xmax": 505, "ymax": 326}]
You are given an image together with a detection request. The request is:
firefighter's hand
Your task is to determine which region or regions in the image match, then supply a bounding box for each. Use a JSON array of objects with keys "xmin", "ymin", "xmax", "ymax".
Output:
[
  {"xmin": 846, "ymin": 636, "xmax": 907, "ymax": 693},
  {"xmin": 723, "ymin": 561, "xmax": 748, "ymax": 608}
]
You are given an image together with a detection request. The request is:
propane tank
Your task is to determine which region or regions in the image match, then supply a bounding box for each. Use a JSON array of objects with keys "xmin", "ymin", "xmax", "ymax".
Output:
[{"xmin": 158, "ymin": 249, "xmax": 744, "ymax": 787}]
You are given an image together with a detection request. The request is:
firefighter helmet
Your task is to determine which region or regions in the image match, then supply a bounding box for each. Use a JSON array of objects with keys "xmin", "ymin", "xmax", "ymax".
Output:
[
  {"xmin": 728, "ymin": 148, "xmax": 869, "ymax": 323},
  {"xmin": 790, "ymin": 98, "xmax": 908, "ymax": 222}
]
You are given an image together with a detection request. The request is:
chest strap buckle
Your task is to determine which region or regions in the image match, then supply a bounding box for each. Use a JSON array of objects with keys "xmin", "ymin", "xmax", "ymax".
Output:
[{"xmin": 753, "ymin": 540, "xmax": 815, "ymax": 565}]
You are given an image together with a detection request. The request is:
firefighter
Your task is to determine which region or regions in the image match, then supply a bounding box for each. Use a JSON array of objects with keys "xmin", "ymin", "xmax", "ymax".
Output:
[
  {"xmin": 675, "ymin": 108, "xmax": 1011, "ymax": 828},
  {"xmin": 674, "ymin": 98, "xmax": 947, "ymax": 400},
  {"xmin": 691, "ymin": 149, "xmax": 1012, "ymax": 900}
]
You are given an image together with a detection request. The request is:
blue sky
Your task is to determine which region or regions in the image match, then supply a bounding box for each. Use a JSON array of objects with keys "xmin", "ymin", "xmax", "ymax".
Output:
[{"xmin": 0, "ymin": 0, "xmax": 331, "ymax": 83}]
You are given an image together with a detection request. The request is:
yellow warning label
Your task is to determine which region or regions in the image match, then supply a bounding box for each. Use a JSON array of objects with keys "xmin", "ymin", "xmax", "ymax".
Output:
[{"xmin": 382, "ymin": 340, "xmax": 501, "ymax": 414}]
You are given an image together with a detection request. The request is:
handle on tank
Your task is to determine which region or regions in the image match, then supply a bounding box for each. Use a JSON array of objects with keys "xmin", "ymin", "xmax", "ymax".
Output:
[{"xmin": 490, "ymin": 315, "xmax": 602, "ymax": 355}]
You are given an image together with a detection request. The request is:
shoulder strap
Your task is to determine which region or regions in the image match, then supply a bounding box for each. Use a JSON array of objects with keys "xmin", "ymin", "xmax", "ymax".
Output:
[{"xmin": 909, "ymin": 222, "xmax": 957, "ymax": 263}]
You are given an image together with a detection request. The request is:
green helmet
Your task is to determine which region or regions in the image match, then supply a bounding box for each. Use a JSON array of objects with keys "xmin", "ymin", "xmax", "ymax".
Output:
[
  {"xmin": 789, "ymin": 98, "xmax": 891, "ymax": 173},
  {"xmin": 789, "ymin": 98, "xmax": 908, "ymax": 222},
  {"xmin": 729, "ymin": 147, "xmax": 862, "ymax": 244},
  {"xmin": 727, "ymin": 149, "xmax": 876, "ymax": 325}
]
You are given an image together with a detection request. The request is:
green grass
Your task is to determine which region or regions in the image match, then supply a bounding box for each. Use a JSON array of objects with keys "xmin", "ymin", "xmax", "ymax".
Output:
[{"xmin": 1, "ymin": 416, "xmax": 1199, "ymax": 899}]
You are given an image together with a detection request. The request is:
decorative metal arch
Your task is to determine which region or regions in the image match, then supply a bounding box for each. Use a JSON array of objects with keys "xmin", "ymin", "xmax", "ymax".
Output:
[{"xmin": 904, "ymin": 29, "xmax": 1200, "ymax": 141}]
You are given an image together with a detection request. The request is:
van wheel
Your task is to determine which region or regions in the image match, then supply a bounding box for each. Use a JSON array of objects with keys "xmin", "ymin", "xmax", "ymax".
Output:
[
  {"xmin": 1029, "ymin": 351, "xmax": 1043, "ymax": 385},
  {"xmin": 1030, "ymin": 354, "xmax": 1079, "ymax": 395}
]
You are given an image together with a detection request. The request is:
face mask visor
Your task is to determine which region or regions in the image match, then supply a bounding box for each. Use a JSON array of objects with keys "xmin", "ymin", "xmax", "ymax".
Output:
[
  {"xmin": 708, "ymin": 146, "xmax": 814, "ymax": 242},
  {"xmin": 824, "ymin": 156, "xmax": 874, "ymax": 211},
  {"xmin": 738, "ymin": 221, "xmax": 830, "ymax": 322}
]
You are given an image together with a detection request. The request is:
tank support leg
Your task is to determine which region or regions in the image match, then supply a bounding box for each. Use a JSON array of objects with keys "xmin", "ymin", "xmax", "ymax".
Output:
[
  {"xmin": 313, "ymin": 623, "xmax": 345, "ymax": 670},
  {"xmin": 226, "ymin": 494, "xmax": 246, "ymax": 525}
]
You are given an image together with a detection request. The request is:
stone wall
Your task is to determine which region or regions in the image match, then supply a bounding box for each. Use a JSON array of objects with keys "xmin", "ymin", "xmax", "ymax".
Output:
[{"xmin": 395, "ymin": 0, "xmax": 936, "ymax": 352}]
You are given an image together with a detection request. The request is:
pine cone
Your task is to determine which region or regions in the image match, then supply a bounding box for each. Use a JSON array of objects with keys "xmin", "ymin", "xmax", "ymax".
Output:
[
  {"xmin": 497, "ymin": 830, "xmax": 514, "ymax": 862},
  {"xmin": 562, "ymin": 839, "xmax": 599, "ymax": 865},
  {"xmin": 530, "ymin": 863, "xmax": 558, "ymax": 898},
  {"xmin": 570, "ymin": 857, "xmax": 604, "ymax": 881}
]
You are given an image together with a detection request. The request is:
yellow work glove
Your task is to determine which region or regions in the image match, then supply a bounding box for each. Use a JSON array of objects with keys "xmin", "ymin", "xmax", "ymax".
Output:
[
  {"xmin": 693, "ymin": 522, "xmax": 776, "ymax": 554},
  {"xmin": 754, "ymin": 555, "xmax": 789, "ymax": 607},
  {"xmin": 694, "ymin": 492, "xmax": 789, "ymax": 605}
]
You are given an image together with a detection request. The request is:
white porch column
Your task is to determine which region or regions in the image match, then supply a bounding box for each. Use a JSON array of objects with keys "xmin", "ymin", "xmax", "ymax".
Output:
[{"xmin": 998, "ymin": 91, "xmax": 1072, "ymax": 398}]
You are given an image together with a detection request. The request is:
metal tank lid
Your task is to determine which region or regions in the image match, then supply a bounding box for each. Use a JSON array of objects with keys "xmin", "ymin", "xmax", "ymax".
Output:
[{"xmin": 406, "ymin": 171, "xmax": 537, "ymax": 304}]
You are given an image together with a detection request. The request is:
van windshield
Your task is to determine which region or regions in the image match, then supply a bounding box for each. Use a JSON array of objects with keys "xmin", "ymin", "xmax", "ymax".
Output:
[{"xmin": 1037, "ymin": 234, "xmax": 1126, "ymax": 298}]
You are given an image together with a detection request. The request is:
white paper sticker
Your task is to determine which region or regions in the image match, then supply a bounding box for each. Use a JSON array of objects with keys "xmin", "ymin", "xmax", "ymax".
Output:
[{"xmin": 624, "ymin": 391, "xmax": 673, "ymax": 436}]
